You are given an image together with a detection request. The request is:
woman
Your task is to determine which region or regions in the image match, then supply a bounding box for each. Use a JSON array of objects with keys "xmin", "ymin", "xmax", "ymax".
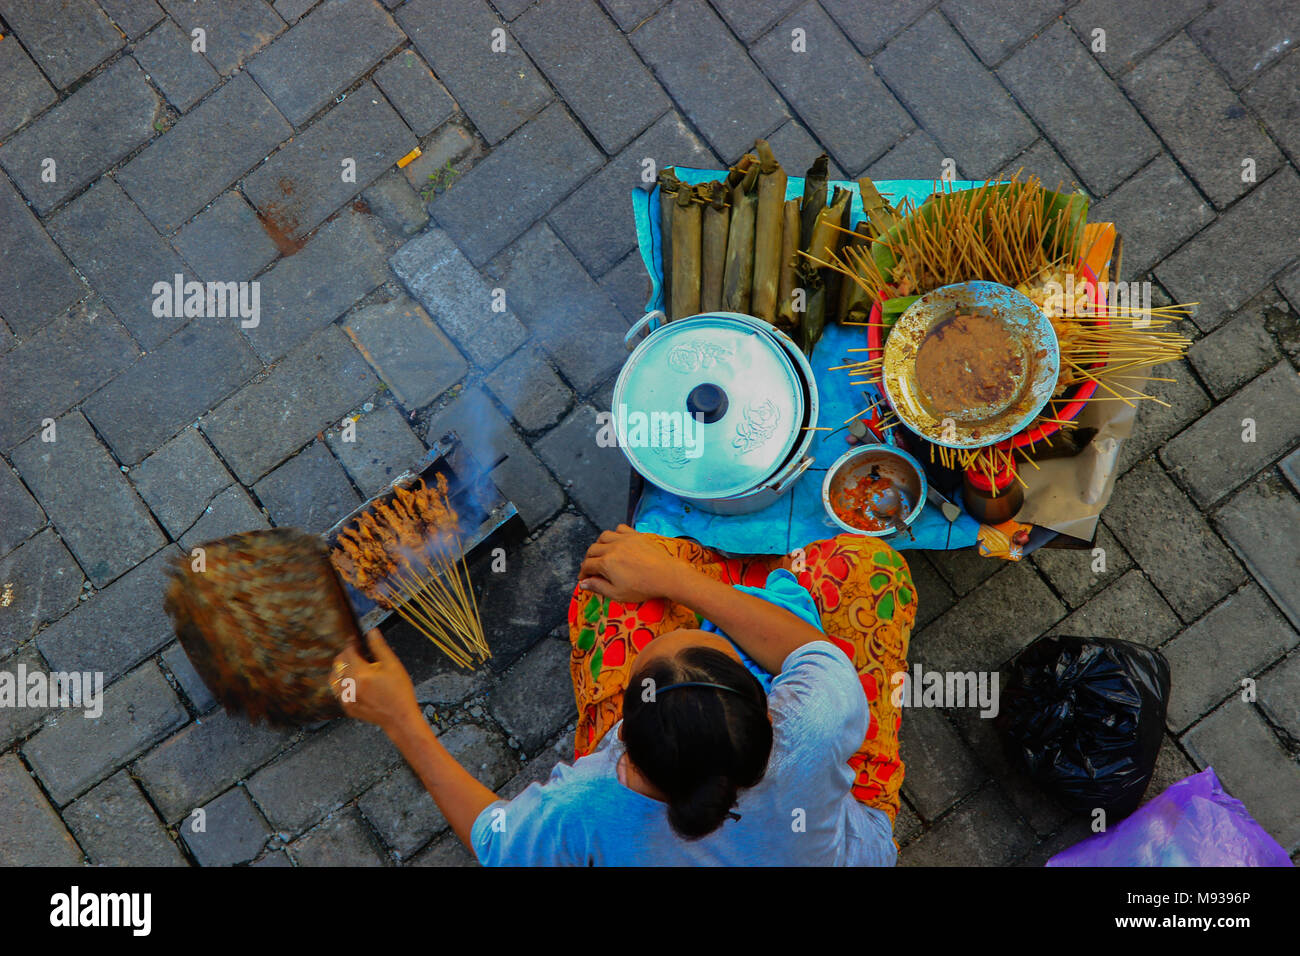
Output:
[{"xmin": 335, "ymin": 525, "xmax": 915, "ymax": 865}]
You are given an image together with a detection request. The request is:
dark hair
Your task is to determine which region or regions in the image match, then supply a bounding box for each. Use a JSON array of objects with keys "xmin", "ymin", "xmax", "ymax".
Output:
[{"xmin": 622, "ymin": 646, "xmax": 772, "ymax": 840}]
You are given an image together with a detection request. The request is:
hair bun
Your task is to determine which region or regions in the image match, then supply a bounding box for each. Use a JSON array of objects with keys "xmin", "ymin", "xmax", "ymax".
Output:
[{"xmin": 667, "ymin": 775, "xmax": 740, "ymax": 840}]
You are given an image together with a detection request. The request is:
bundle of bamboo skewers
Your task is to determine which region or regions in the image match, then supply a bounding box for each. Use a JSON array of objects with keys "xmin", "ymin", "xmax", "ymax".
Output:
[
  {"xmin": 819, "ymin": 173, "xmax": 1198, "ymax": 489},
  {"xmin": 329, "ymin": 474, "xmax": 489, "ymax": 669}
]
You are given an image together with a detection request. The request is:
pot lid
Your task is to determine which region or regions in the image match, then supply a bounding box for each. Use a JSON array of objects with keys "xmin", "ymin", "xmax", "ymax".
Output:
[{"xmin": 613, "ymin": 313, "xmax": 805, "ymax": 499}]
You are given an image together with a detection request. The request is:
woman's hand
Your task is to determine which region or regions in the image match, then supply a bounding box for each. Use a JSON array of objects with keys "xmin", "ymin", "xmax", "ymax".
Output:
[
  {"xmin": 332, "ymin": 629, "xmax": 421, "ymax": 733},
  {"xmin": 578, "ymin": 525, "xmax": 690, "ymax": 603}
]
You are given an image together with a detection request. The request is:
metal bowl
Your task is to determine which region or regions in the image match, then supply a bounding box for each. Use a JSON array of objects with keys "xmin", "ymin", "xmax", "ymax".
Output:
[
  {"xmin": 822, "ymin": 444, "xmax": 928, "ymax": 537},
  {"xmin": 882, "ymin": 280, "xmax": 1060, "ymax": 449}
]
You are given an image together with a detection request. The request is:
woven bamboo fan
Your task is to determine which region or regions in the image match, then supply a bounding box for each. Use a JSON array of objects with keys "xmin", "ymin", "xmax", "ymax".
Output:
[{"xmin": 163, "ymin": 528, "xmax": 368, "ymax": 727}]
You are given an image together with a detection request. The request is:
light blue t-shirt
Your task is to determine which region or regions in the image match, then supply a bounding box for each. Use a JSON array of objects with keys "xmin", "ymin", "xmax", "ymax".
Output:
[{"xmin": 471, "ymin": 571, "xmax": 897, "ymax": 866}]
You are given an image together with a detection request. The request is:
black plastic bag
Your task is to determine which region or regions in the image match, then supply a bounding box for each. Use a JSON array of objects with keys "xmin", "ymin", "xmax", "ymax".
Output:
[{"xmin": 996, "ymin": 635, "xmax": 1171, "ymax": 819}]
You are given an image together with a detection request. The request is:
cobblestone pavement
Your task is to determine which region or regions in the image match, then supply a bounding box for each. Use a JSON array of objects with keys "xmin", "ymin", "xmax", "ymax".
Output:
[{"xmin": 1, "ymin": 0, "xmax": 1298, "ymax": 866}]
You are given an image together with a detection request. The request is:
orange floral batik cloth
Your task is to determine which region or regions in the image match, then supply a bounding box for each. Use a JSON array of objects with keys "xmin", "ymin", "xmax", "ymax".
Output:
[{"xmin": 567, "ymin": 533, "xmax": 916, "ymax": 823}]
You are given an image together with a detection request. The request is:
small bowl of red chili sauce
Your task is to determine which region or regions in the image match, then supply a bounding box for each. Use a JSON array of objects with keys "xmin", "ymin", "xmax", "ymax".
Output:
[{"xmin": 822, "ymin": 444, "xmax": 928, "ymax": 537}]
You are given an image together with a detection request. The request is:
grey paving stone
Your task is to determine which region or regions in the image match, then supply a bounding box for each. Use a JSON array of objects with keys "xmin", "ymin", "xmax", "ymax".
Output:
[
  {"xmin": 708, "ymin": 0, "xmax": 800, "ymax": 42},
  {"xmin": 63, "ymin": 770, "xmax": 187, "ymax": 866},
  {"xmin": 1162, "ymin": 584, "xmax": 1297, "ymax": 732},
  {"xmin": 244, "ymin": 207, "xmax": 394, "ymax": 362},
  {"xmin": 172, "ymin": 191, "xmax": 280, "ymax": 282},
  {"xmin": 486, "ymin": 348, "xmax": 572, "ymax": 433},
  {"xmin": 497, "ymin": 734, "xmax": 567, "ymax": 798},
  {"xmin": 818, "ymin": 0, "xmax": 932, "ymax": 55},
  {"xmin": 1280, "ymin": 264, "xmax": 1300, "ymax": 330},
  {"xmin": 48, "ymin": 178, "xmax": 192, "ymax": 349},
  {"xmin": 515, "ymin": 0, "xmax": 668, "ymax": 154},
  {"xmin": 865, "ymin": 128, "xmax": 949, "ymax": 182},
  {"xmin": 941, "ymin": 0, "xmax": 1065, "ymax": 65},
  {"xmin": 922, "ymin": 545, "xmax": 1001, "ymax": 597},
  {"xmin": 0, "ymin": 643, "xmax": 53, "ymax": 748},
  {"xmin": 245, "ymin": 719, "xmax": 402, "ymax": 833},
  {"xmin": 201, "ymin": 325, "xmax": 380, "ymax": 483},
  {"xmin": 36, "ymin": 545, "xmax": 179, "ymax": 683},
  {"xmin": 485, "ymin": 222, "xmax": 629, "ymax": 392},
  {"xmin": 400, "ymin": 121, "xmax": 476, "ymax": 193},
  {"xmin": 877, "ymin": 12, "xmax": 1037, "ymax": 180},
  {"xmin": 422, "ymin": 387, "xmax": 565, "ymax": 530},
  {"xmin": 599, "ymin": 250, "xmax": 651, "ymax": 324},
  {"xmin": 389, "ymin": 228, "xmax": 528, "ymax": 368},
  {"xmin": 343, "ymin": 295, "xmax": 468, "ymax": 409},
  {"xmin": 83, "ymin": 322, "xmax": 261, "ymax": 466},
  {"xmin": 0, "ymin": 465, "xmax": 44, "ymax": 557},
  {"xmin": 999, "ymin": 21, "xmax": 1160, "ymax": 195},
  {"xmin": 0, "ymin": 29, "xmax": 56, "ymax": 138},
  {"xmin": 1189, "ymin": 291, "xmax": 1286, "ymax": 399},
  {"xmin": 0, "ymin": 753, "xmax": 83, "ymax": 864},
  {"xmin": 1125, "ymin": 34, "xmax": 1283, "ymax": 209},
  {"xmin": 1214, "ymin": 472, "xmax": 1300, "ymax": 632},
  {"xmin": 906, "ymin": 553, "xmax": 956, "ymax": 630},
  {"xmin": 946, "ymin": 704, "xmax": 1072, "ymax": 838},
  {"xmin": 898, "ymin": 707, "xmax": 986, "ymax": 821},
  {"xmin": 1258, "ymin": 651, "xmax": 1300, "ymax": 740},
  {"xmin": 490, "ymin": 0, "xmax": 532, "ymax": 17},
  {"xmin": 407, "ymin": 829, "xmax": 478, "ymax": 866},
  {"xmin": 158, "ymin": 0, "xmax": 285, "ymax": 75},
  {"xmin": 1187, "ymin": 0, "xmax": 1299, "ymax": 88},
  {"xmin": 161, "ymin": 641, "xmax": 218, "ymax": 713},
  {"xmin": 135, "ymin": 710, "xmax": 295, "ymax": 821},
  {"xmin": 11, "ymin": 413, "xmax": 165, "ymax": 586},
  {"xmin": 913, "ymin": 562, "xmax": 1065, "ymax": 673},
  {"xmin": 996, "ymin": 138, "xmax": 1080, "ymax": 191},
  {"xmin": 1161, "ymin": 362, "xmax": 1300, "ymax": 507},
  {"xmin": 895, "ymin": 799, "xmax": 923, "ymax": 845},
  {"xmin": 254, "ymin": 441, "xmax": 361, "ymax": 533},
  {"xmin": 899, "ymin": 784, "xmax": 1036, "ymax": 866},
  {"xmin": 1066, "ymin": 0, "xmax": 1210, "ymax": 76},
  {"xmin": 396, "ymin": 0, "xmax": 551, "ymax": 145},
  {"xmin": 274, "ymin": 0, "xmax": 318, "ymax": 20},
  {"xmin": 752, "ymin": 2, "xmax": 911, "ymax": 176},
  {"xmin": 130, "ymin": 428, "xmax": 234, "ymax": 538},
  {"xmin": 0, "ymin": 58, "xmax": 161, "ymax": 215},
  {"xmin": 488, "ymin": 637, "xmax": 576, "ymax": 753},
  {"xmin": 247, "ymin": 0, "xmax": 404, "ymax": 126},
  {"xmin": 630, "ymin": 0, "xmax": 788, "ymax": 163},
  {"xmin": 100, "ymin": 0, "xmax": 166, "ymax": 36},
  {"xmin": 1105, "ymin": 458, "xmax": 1245, "ymax": 622},
  {"xmin": 117, "ymin": 73, "xmax": 293, "ymax": 234},
  {"xmin": 547, "ymin": 111, "xmax": 713, "ymax": 278},
  {"xmin": 1091, "ymin": 156, "xmax": 1213, "ymax": 277},
  {"xmin": 1142, "ymin": 734, "xmax": 1199, "ymax": 806},
  {"xmin": 325, "ymin": 402, "xmax": 428, "ymax": 497},
  {"xmin": 1244, "ymin": 48, "xmax": 1300, "ymax": 161},
  {"xmin": 471, "ymin": 511, "xmax": 596, "ymax": 667},
  {"xmin": 1181, "ymin": 696, "xmax": 1300, "ymax": 851},
  {"xmin": 179, "ymin": 484, "xmax": 271, "ymax": 551},
  {"xmin": 180, "ymin": 786, "xmax": 271, "ymax": 865},
  {"xmin": 535, "ymin": 404, "xmax": 630, "ymax": 530},
  {"xmin": 1158, "ymin": 167, "xmax": 1300, "ymax": 332},
  {"xmin": 1116, "ymin": 360, "xmax": 1212, "ymax": 474},
  {"xmin": 290, "ymin": 806, "xmax": 390, "ymax": 865},
  {"xmin": 1031, "ymin": 523, "xmax": 1132, "ymax": 609},
  {"xmin": 599, "ymin": 0, "xmax": 664, "ymax": 31},
  {"xmin": 0, "ymin": 0, "xmax": 122, "ymax": 88},
  {"xmin": 244, "ymin": 83, "xmax": 415, "ymax": 243},
  {"xmin": 23, "ymin": 662, "xmax": 187, "ymax": 805},
  {"xmin": 1049, "ymin": 568, "xmax": 1181, "ymax": 647},
  {"xmin": 0, "ymin": 169, "xmax": 85, "ymax": 336},
  {"xmin": 133, "ymin": 18, "xmax": 221, "ymax": 112},
  {"xmin": 764, "ymin": 120, "xmax": 846, "ymax": 180},
  {"xmin": 362, "ymin": 169, "xmax": 430, "ymax": 237},
  {"xmin": 358, "ymin": 723, "xmax": 514, "ymax": 856},
  {"xmin": 0, "ymin": 530, "xmax": 83, "ymax": 658},
  {"xmin": 430, "ymin": 103, "xmax": 603, "ymax": 266},
  {"xmin": 414, "ymin": 669, "xmax": 490, "ymax": 707},
  {"xmin": 373, "ymin": 48, "xmax": 456, "ymax": 137}
]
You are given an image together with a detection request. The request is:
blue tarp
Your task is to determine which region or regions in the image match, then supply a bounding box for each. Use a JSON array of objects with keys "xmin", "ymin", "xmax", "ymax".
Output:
[{"xmin": 627, "ymin": 170, "xmax": 983, "ymax": 554}]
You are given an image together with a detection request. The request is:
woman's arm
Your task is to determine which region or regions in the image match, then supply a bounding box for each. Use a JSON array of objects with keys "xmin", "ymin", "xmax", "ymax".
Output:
[
  {"xmin": 579, "ymin": 526, "xmax": 827, "ymax": 675},
  {"xmin": 334, "ymin": 631, "xmax": 497, "ymax": 851}
]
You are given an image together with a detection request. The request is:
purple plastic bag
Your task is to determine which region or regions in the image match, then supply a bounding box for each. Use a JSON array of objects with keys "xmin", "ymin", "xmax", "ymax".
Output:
[{"xmin": 1047, "ymin": 767, "xmax": 1293, "ymax": 867}]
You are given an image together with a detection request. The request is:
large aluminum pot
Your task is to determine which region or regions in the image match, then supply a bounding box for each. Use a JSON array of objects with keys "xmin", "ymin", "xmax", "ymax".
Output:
[{"xmin": 613, "ymin": 310, "xmax": 819, "ymax": 515}]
